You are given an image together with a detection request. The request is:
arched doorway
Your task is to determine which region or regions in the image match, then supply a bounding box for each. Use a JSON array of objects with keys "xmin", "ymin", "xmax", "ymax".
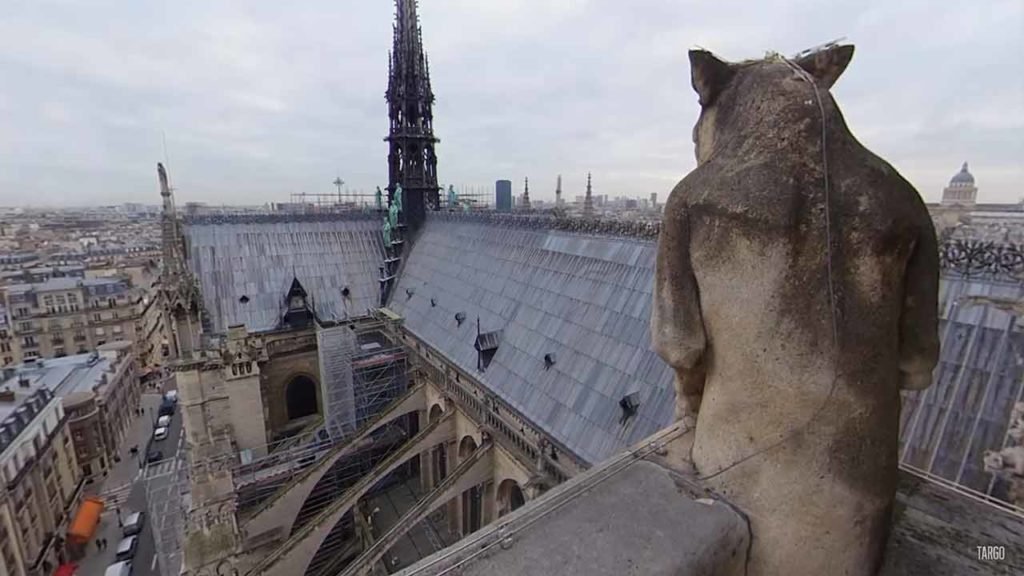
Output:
[
  {"xmin": 459, "ymin": 436, "xmax": 482, "ymax": 535},
  {"xmin": 286, "ymin": 375, "xmax": 318, "ymax": 421},
  {"xmin": 497, "ymin": 479, "xmax": 526, "ymax": 517}
]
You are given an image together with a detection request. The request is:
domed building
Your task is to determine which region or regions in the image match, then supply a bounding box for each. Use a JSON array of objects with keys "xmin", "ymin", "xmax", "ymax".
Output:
[
  {"xmin": 929, "ymin": 161, "xmax": 1024, "ymax": 241},
  {"xmin": 941, "ymin": 162, "xmax": 978, "ymax": 206}
]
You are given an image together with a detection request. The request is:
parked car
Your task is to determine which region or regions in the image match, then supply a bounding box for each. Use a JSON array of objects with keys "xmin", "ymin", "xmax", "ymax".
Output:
[
  {"xmin": 122, "ymin": 511, "xmax": 145, "ymax": 537},
  {"xmin": 156, "ymin": 415, "xmax": 171, "ymax": 428},
  {"xmin": 153, "ymin": 426, "xmax": 169, "ymax": 441},
  {"xmin": 115, "ymin": 536, "xmax": 138, "ymax": 561},
  {"xmin": 104, "ymin": 561, "xmax": 132, "ymax": 576},
  {"xmin": 146, "ymin": 449, "xmax": 163, "ymax": 464},
  {"xmin": 164, "ymin": 390, "xmax": 178, "ymax": 403},
  {"xmin": 158, "ymin": 398, "xmax": 175, "ymax": 417}
]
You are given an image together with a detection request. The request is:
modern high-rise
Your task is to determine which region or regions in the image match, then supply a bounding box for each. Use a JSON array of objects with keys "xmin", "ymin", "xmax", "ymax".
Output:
[{"xmin": 495, "ymin": 180, "xmax": 512, "ymax": 212}]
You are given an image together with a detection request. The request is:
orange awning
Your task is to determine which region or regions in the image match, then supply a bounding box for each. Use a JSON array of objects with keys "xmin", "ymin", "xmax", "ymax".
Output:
[{"xmin": 67, "ymin": 496, "xmax": 104, "ymax": 544}]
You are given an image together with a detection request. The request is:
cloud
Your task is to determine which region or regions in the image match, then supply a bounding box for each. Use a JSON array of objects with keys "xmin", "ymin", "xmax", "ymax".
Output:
[{"xmin": 0, "ymin": 0, "xmax": 1020, "ymax": 206}]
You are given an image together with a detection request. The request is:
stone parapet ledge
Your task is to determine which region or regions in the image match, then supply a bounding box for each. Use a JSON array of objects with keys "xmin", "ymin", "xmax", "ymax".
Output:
[{"xmin": 394, "ymin": 423, "xmax": 750, "ymax": 576}]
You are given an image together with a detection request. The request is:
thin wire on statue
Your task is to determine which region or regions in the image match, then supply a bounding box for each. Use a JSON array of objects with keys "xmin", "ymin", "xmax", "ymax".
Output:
[{"xmin": 697, "ymin": 54, "xmax": 843, "ymax": 482}]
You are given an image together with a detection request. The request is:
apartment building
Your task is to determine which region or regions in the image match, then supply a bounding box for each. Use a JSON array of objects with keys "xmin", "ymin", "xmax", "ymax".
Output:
[
  {"xmin": 0, "ymin": 342, "xmax": 140, "ymax": 483},
  {"xmin": 1, "ymin": 276, "xmax": 142, "ymax": 365},
  {"xmin": 0, "ymin": 386, "xmax": 82, "ymax": 576},
  {"xmin": 0, "ymin": 307, "xmax": 11, "ymax": 367}
]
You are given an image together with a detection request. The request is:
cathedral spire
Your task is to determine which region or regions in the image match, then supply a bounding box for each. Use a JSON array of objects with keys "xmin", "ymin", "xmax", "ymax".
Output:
[
  {"xmin": 386, "ymin": 0, "xmax": 440, "ymax": 231},
  {"xmin": 158, "ymin": 162, "xmax": 183, "ymax": 283},
  {"xmin": 522, "ymin": 177, "xmax": 531, "ymax": 210},
  {"xmin": 584, "ymin": 172, "xmax": 594, "ymax": 218},
  {"xmin": 555, "ymin": 174, "xmax": 563, "ymax": 206}
]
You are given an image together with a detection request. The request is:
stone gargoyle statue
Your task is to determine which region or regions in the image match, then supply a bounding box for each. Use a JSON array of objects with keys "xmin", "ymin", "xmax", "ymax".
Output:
[
  {"xmin": 984, "ymin": 401, "xmax": 1024, "ymax": 507},
  {"xmin": 651, "ymin": 44, "xmax": 939, "ymax": 575}
]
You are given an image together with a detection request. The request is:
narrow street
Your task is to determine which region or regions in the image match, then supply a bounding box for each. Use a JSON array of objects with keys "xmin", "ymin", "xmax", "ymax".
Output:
[{"xmin": 75, "ymin": 376, "xmax": 184, "ymax": 576}]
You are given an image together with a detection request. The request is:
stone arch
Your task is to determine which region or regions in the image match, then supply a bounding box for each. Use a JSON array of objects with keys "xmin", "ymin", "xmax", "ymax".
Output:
[
  {"xmin": 428, "ymin": 403, "xmax": 444, "ymax": 423},
  {"xmin": 497, "ymin": 478, "xmax": 527, "ymax": 518},
  {"xmin": 458, "ymin": 436, "xmax": 478, "ymax": 459},
  {"xmin": 459, "ymin": 435, "xmax": 483, "ymax": 534},
  {"xmin": 286, "ymin": 374, "xmax": 319, "ymax": 421},
  {"xmin": 427, "ymin": 404, "xmax": 449, "ymax": 487}
]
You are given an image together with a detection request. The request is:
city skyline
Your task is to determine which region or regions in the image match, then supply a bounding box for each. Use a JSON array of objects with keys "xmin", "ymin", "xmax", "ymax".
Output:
[{"xmin": 0, "ymin": 0, "xmax": 1021, "ymax": 207}]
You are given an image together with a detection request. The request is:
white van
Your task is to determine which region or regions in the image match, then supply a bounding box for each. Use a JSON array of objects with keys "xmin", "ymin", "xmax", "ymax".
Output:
[
  {"xmin": 104, "ymin": 560, "xmax": 132, "ymax": 576},
  {"xmin": 156, "ymin": 415, "xmax": 171, "ymax": 428}
]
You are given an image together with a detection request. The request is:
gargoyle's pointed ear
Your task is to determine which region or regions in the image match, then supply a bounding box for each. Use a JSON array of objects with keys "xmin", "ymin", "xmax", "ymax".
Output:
[
  {"xmin": 689, "ymin": 49, "xmax": 735, "ymax": 107},
  {"xmin": 795, "ymin": 44, "xmax": 854, "ymax": 89}
]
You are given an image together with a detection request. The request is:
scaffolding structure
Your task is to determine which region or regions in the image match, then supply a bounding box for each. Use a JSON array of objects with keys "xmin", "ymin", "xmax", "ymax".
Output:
[
  {"xmin": 286, "ymin": 190, "xmax": 385, "ymax": 212},
  {"xmin": 232, "ymin": 321, "xmax": 409, "ymax": 495},
  {"xmin": 145, "ymin": 316, "xmax": 413, "ymax": 576},
  {"xmin": 244, "ymin": 322, "xmax": 414, "ymax": 575}
]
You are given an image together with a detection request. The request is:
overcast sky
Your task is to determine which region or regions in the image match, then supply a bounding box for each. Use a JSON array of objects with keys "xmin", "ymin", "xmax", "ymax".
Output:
[{"xmin": 0, "ymin": 0, "xmax": 1020, "ymax": 207}]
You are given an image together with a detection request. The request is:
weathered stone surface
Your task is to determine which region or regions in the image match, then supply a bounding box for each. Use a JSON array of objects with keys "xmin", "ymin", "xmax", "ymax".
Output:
[
  {"xmin": 394, "ymin": 428, "xmax": 750, "ymax": 576},
  {"xmin": 651, "ymin": 44, "xmax": 940, "ymax": 575},
  {"xmin": 883, "ymin": 471, "xmax": 1024, "ymax": 575}
]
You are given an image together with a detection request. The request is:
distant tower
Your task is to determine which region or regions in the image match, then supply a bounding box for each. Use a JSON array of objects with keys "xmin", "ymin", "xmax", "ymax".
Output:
[
  {"xmin": 495, "ymin": 180, "xmax": 512, "ymax": 212},
  {"xmin": 941, "ymin": 162, "xmax": 977, "ymax": 207},
  {"xmin": 583, "ymin": 172, "xmax": 594, "ymax": 218},
  {"xmin": 650, "ymin": 192, "xmax": 658, "ymax": 210},
  {"xmin": 521, "ymin": 177, "xmax": 531, "ymax": 210},
  {"xmin": 555, "ymin": 175, "xmax": 563, "ymax": 206},
  {"xmin": 386, "ymin": 0, "xmax": 440, "ymax": 231}
]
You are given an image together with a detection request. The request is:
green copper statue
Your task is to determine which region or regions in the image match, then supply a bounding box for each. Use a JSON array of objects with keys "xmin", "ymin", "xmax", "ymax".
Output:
[
  {"xmin": 394, "ymin": 183, "xmax": 403, "ymax": 213},
  {"xmin": 388, "ymin": 201, "xmax": 399, "ymax": 229},
  {"xmin": 375, "ymin": 186, "xmax": 383, "ymax": 211},
  {"xmin": 382, "ymin": 218, "xmax": 392, "ymax": 246},
  {"xmin": 447, "ymin": 185, "xmax": 457, "ymax": 209}
]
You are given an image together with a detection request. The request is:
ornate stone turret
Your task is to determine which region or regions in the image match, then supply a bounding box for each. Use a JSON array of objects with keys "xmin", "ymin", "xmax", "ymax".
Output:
[
  {"xmin": 385, "ymin": 0, "xmax": 440, "ymax": 232},
  {"xmin": 156, "ymin": 163, "xmax": 202, "ymax": 359},
  {"xmin": 159, "ymin": 162, "xmax": 183, "ymax": 282}
]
